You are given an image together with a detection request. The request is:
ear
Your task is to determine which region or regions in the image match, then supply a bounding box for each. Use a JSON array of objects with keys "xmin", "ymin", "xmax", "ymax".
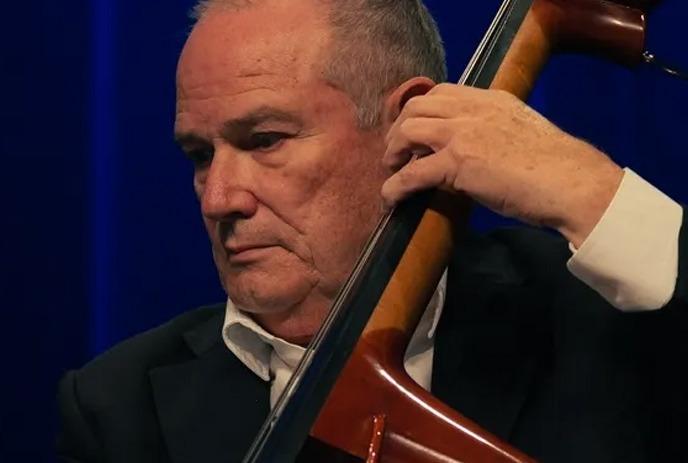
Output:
[{"xmin": 381, "ymin": 76, "xmax": 436, "ymax": 127}]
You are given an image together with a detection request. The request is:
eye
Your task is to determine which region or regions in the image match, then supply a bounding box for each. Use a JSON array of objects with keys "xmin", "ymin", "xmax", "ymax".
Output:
[
  {"xmin": 185, "ymin": 148, "xmax": 214, "ymax": 168},
  {"xmin": 243, "ymin": 132, "xmax": 290, "ymax": 151}
]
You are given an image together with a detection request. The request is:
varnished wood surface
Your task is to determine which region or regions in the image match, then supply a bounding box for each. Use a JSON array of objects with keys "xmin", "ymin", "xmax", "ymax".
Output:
[
  {"xmin": 306, "ymin": 0, "xmax": 654, "ymax": 461},
  {"xmin": 312, "ymin": 329, "xmax": 536, "ymax": 462},
  {"xmin": 532, "ymin": 0, "xmax": 646, "ymax": 66}
]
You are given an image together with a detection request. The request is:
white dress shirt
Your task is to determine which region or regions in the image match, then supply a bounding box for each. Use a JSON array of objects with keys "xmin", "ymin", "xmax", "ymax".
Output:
[
  {"xmin": 222, "ymin": 168, "xmax": 683, "ymax": 408},
  {"xmin": 223, "ymin": 273, "xmax": 446, "ymax": 406}
]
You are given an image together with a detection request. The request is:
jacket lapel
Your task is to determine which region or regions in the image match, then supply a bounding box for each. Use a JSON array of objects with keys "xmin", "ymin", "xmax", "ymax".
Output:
[
  {"xmin": 432, "ymin": 232, "xmax": 545, "ymax": 441},
  {"xmin": 150, "ymin": 313, "xmax": 270, "ymax": 463}
]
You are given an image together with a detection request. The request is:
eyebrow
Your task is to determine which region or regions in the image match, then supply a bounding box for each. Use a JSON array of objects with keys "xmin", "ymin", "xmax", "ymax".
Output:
[{"xmin": 174, "ymin": 106, "xmax": 303, "ymax": 147}]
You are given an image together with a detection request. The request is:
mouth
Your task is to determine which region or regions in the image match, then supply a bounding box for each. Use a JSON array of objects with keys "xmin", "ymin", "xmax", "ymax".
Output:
[{"xmin": 225, "ymin": 244, "xmax": 278, "ymax": 264}]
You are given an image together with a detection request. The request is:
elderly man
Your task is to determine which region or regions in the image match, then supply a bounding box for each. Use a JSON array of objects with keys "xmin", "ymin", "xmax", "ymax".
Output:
[{"xmin": 58, "ymin": 0, "xmax": 687, "ymax": 462}]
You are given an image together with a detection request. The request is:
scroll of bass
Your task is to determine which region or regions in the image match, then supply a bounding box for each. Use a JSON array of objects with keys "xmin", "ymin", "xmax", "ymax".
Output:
[{"xmin": 243, "ymin": 1, "xmax": 662, "ymax": 462}]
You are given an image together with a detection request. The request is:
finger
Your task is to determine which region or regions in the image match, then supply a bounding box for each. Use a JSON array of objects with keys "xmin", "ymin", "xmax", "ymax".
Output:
[
  {"xmin": 385, "ymin": 94, "xmax": 461, "ymax": 146},
  {"xmin": 381, "ymin": 151, "xmax": 455, "ymax": 208},
  {"xmin": 383, "ymin": 117, "xmax": 452, "ymax": 171},
  {"xmin": 427, "ymin": 82, "xmax": 484, "ymax": 98},
  {"xmin": 401, "ymin": 94, "xmax": 462, "ymax": 120}
]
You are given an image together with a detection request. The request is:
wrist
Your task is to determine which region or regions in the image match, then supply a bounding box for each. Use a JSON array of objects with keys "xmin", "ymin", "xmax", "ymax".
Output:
[{"xmin": 554, "ymin": 157, "xmax": 624, "ymax": 248}]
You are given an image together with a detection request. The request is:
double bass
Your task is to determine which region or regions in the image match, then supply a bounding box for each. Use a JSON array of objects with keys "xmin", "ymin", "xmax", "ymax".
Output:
[{"xmin": 242, "ymin": 1, "xmax": 672, "ymax": 461}]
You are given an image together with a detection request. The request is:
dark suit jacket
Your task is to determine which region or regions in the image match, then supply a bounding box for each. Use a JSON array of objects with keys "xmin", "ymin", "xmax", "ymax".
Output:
[{"xmin": 57, "ymin": 225, "xmax": 688, "ymax": 463}]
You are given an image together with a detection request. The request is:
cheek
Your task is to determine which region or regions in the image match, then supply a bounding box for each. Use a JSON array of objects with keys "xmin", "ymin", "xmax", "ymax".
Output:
[
  {"xmin": 301, "ymin": 151, "xmax": 387, "ymax": 276},
  {"xmin": 266, "ymin": 136, "xmax": 385, "ymax": 214},
  {"xmin": 247, "ymin": 133, "xmax": 388, "ymax": 292},
  {"xmin": 248, "ymin": 140, "xmax": 338, "ymax": 235}
]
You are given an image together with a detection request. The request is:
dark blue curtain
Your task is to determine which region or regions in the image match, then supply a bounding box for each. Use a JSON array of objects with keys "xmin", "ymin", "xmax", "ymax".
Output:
[{"xmin": 1, "ymin": 1, "xmax": 686, "ymax": 461}]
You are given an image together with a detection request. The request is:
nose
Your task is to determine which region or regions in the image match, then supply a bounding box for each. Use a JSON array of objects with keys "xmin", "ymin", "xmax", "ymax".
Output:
[{"xmin": 198, "ymin": 148, "xmax": 258, "ymax": 222}]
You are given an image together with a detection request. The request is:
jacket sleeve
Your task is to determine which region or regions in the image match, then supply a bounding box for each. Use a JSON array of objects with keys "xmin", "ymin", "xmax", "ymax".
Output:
[
  {"xmin": 636, "ymin": 210, "xmax": 688, "ymax": 460},
  {"xmin": 57, "ymin": 370, "xmax": 102, "ymax": 463}
]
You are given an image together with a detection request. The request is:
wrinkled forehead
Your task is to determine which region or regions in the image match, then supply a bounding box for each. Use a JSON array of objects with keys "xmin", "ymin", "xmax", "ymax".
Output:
[{"xmin": 177, "ymin": 1, "xmax": 332, "ymax": 97}]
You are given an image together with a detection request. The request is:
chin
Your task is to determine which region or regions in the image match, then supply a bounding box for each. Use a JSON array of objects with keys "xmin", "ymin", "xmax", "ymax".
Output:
[{"xmin": 224, "ymin": 271, "xmax": 317, "ymax": 315}]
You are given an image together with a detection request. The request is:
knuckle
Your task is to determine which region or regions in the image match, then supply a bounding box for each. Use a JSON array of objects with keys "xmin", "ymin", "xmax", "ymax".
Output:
[
  {"xmin": 447, "ymin": 135, "xmax": 466, "ymax": 159},
  {"xmin": 429, "ymin": 82, "xmax": 455, "ymax": 95}
]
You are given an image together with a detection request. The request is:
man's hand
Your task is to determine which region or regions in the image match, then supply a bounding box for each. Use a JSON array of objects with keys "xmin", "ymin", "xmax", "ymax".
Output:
[{"xmin": 382, "ymin": 83, "xmax": 624, "ymax": 248}]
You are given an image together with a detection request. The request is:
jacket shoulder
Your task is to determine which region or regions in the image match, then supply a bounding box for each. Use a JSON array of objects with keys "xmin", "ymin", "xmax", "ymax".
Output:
[
  {"xmin": 64, "ymin": 304, "xmax": 225, "ymax": 410},
  {"xmin": 85, "ymin": 304, "xmax": 224, "ymax": 372},
  {"xmin": 57, "ymin": 304, "xmax": 226, "ymax": 459}
]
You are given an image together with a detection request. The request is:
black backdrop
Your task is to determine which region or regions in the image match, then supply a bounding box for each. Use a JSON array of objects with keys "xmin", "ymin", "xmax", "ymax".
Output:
[{"xmin": 1, "ymin": 1, "xmax": 686, "ymax": 461}]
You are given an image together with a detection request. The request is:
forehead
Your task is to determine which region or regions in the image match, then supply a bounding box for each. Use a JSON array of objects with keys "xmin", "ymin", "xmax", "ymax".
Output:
[{"xmin": 177, "ymin": 1, "xmax": 331, "ymax": 105}]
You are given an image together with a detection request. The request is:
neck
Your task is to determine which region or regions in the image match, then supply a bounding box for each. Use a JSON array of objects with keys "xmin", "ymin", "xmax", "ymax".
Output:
[{"xmin": 251, "ymin": 295, "xmax": 332, "ymax": 346}]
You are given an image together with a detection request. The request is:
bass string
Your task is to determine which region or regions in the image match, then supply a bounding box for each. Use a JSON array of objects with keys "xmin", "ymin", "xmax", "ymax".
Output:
[
  {"xmin": 243, "ymin": 1, "xmax": 529, "ymax": 460},
  {"xmin": 272, "ymin": 0, "xmax": 520, "ymax": 410},
  {"xmin": 459, "ymin": 0, "xmax": 518, "ymax": 87}
]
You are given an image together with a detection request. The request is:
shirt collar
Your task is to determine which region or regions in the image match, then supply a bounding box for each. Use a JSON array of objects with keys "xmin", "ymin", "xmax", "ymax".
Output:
[
  {"xmin": 222, "ymin": 270, "xmax": 448, "ymax": 381},
  {"xmin": 222, "ymin": 301, "xmax": 306, "ymax": 382}
]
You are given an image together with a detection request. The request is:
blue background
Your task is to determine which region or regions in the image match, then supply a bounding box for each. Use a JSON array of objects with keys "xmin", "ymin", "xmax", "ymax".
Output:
[{"xmin": 1, "ymin": 1, "xmax": 686, "ymax": 461}]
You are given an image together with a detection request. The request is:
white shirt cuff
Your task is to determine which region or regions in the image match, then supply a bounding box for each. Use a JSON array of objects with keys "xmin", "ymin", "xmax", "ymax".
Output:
[{"xmin": 567, "ymin": 168, "xmax": 683, "ymax": 312}]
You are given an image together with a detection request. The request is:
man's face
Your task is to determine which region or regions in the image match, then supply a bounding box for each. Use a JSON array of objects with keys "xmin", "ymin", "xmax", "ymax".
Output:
[{"xmin": 175, "ymin": 0, "xmax": 389, "ymax": 337}]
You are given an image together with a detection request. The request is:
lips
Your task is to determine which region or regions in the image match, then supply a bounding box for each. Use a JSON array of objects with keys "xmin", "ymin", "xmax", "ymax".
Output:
[
  {"xmin": 226, "ymin": 243, "xmax": 274, "ymax": 255},
  {"xmin": 224, "ymin": 243, "xmax": 278, "ymax": 263}
]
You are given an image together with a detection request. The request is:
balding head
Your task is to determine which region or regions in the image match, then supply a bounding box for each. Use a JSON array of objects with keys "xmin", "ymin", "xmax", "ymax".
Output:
[{"xmin": 190, "ymin": 0, "xmax": 447, "ymax": 128}]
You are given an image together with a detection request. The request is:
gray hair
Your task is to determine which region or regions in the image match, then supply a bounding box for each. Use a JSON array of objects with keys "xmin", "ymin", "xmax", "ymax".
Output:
[{"xmin": 191, "ymin": 0, "xmax": 447, "ymax": 128}]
